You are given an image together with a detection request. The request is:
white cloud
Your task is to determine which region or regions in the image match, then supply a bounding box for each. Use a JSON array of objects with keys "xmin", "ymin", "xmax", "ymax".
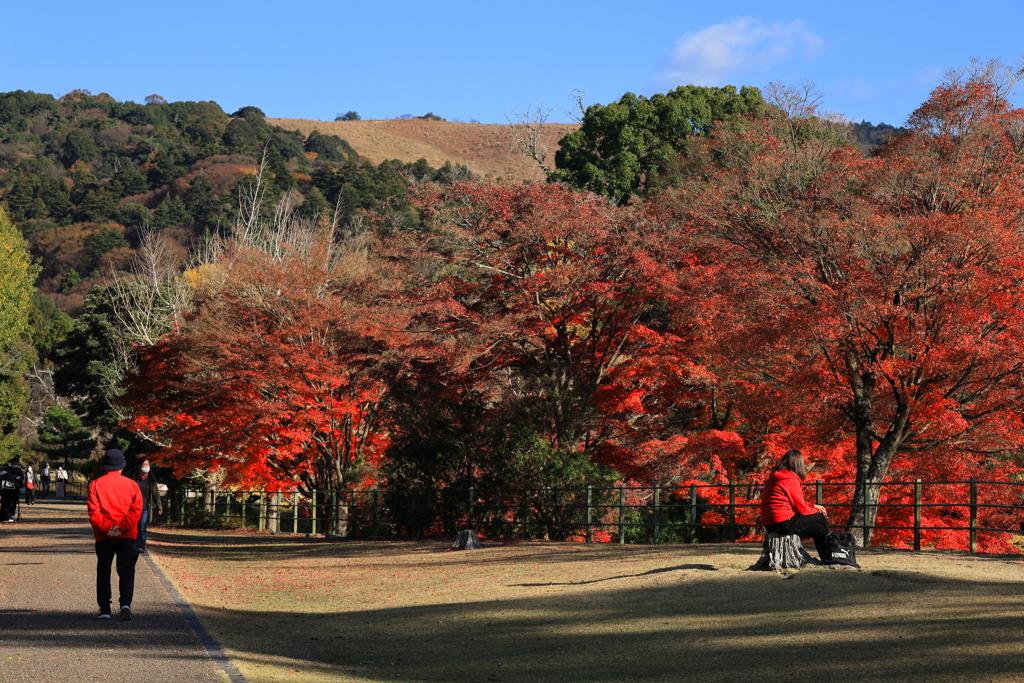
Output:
[
  {"xmin": 836, "ymin": 77, "xmax": 877, "ymax": 102},
  {"xmin": 658, "ymin": 17, "xmax": 825, "ymax": 87}
]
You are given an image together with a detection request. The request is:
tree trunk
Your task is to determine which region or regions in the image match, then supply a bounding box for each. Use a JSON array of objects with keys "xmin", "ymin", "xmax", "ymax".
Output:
[
  {"xmin": 749, "ymin": 531, "xmax": 815, "ymax": 571},
  {"xmin": 843, "ymin": 350, "xmax": 911, "ymax": 547},
  {"xmin": 202, "ymin": 480, "xmax": 216, "ymax": 514},
  {"xmin": 265, "ymin": 492, "xmax": 279, "ymax": 533}
]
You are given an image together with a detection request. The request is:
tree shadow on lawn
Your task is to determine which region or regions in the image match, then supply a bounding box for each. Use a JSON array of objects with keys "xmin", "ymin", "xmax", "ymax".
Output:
[
  {"xmin": 0, "ymin": 524, "xmax": 95, "ymax": 554},
  {"xmin": 150, "ymin": 528, "xmax": 766, "ymax": 566},
  {"xmin": 201, "ymin": 569, "xmax": 1024, "ymax": 683},
  {"xmin": 0, "ymin": 607, "xmax": 210, "ymax": 648}
]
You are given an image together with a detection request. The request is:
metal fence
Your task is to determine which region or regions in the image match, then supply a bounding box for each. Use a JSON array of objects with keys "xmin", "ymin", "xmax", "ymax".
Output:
[{"xmin": 167, "ymin": 478, "xmax": 1024, "ymax": 553}]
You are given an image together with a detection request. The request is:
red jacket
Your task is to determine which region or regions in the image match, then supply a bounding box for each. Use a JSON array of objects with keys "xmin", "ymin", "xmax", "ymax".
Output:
[
  {"xmin": 88, "ymin": 471, "xmax": 143, "ymax": 541},
  {"xmin": 760, "ymin": 470, "xmax": 816, "ymax": 525}
]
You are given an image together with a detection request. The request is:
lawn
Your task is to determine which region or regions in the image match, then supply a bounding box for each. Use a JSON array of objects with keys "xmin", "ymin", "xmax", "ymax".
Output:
[{"xmin": 148, "ymin": 528, "xmax": 1024, "ymax": 683}]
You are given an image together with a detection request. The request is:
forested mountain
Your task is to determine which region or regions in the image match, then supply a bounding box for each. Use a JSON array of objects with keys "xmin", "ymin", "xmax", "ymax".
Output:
[
  {"xmin": 851, "ymin": 120, "xmax": 907, "ymax": 154},
  {"xmin": 0, "ymin": 89, "xmax": 461, "ymax": 316}
]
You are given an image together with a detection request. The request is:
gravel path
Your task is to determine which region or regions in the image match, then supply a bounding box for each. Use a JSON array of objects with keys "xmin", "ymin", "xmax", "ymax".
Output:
[{"xmin": 0, "ymin": 498, "xmax": 228, "ymax": 683}]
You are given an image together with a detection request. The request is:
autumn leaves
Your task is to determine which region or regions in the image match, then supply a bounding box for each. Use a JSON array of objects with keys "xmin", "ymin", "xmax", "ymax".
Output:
[{"xmin": 122, "ymin": 79, "xmax": 1024, "ymax": 549}]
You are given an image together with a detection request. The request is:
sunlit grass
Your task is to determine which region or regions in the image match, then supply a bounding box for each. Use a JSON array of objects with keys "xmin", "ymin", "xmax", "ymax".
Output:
[{"xmin": 149, "ymin": 528, "xmax": 1024, "ymax": 683}]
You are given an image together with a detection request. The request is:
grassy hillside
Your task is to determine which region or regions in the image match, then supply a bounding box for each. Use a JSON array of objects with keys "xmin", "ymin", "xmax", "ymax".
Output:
[{"xmin": 269, "ymin": 118, "xmax": 579, "ymax": 182}]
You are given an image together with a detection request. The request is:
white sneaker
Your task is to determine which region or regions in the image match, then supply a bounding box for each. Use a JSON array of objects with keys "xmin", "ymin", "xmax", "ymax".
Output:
[
  {"xmin": 120, "ymin": 605, "xmax": 132, "ymax": 621},
  {"xmin": 98, "ymin": 610, "xmax": 111, "ymax": 619}
]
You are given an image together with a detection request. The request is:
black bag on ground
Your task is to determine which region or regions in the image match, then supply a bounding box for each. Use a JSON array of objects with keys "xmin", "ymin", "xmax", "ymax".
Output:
[{"xmin": 822, "ymin": 530, "xmax": 860, "ymax": 568}]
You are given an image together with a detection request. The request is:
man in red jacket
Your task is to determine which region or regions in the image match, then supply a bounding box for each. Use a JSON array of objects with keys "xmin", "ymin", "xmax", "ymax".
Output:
[{"xmin": 87, "ymin": 449, "xmax": 142, "ymax": 621}]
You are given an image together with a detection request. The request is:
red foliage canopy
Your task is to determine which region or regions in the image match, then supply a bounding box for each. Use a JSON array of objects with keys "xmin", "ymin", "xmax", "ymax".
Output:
[
  {"xmin": 123, "ymin": 234, "xmax": 407, "ymax": 491},
  {"xmin": 658, "ymin": 80, "xmax": 1024, "ymax": 546}
]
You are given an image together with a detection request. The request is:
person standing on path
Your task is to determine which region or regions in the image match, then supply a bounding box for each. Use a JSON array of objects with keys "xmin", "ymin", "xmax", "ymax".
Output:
[
  {"xmin": 40, "ymin": 463, "xmax": 51, "ymax": 498},
  {"xmin": 87, "ymin": 449, "xmax": 142, "ymax": 621},
  {"xmin": 24, "ymin": 466, "xmax": 35, "ymax": 505},
  {"xmin": 0, "ymin": 457, "xmax": 24, "ymax": 522},
  {"xmin": 128, "ymin": 458, "xmax": 162, "ymax": 554},
  {"xmin": 56, "ymin": 465, "xmax": 67, "ymax": 497}
]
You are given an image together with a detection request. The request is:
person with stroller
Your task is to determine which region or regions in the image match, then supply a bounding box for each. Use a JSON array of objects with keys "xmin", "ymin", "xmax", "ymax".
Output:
[{"xmin": 0, "ymin": 457, "xmax": 24, "ymax": 522}]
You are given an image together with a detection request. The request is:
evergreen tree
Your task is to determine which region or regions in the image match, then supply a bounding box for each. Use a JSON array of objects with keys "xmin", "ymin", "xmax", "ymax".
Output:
[
  {"xmin": 152, "ymin": 195, "xmax": 192, "ymax": 229},
  {"xmin": 35, "ymin": 405, "xmax": 96, "ymax": 465},
  {"xmin": 78, "ymin": 187, "xmax": 118, "ymax": 222},
  {"xmin": 108, "ymin": 161, "xmax": 149, "ymax": 197},
  {"xmin": 299, "ymin": 186, "xmax": 329, "ymax": 219}
]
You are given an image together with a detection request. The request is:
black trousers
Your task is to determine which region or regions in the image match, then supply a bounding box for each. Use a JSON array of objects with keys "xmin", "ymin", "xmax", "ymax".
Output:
[
  {"xmin": 0, "ymin": 489, "xmax": 16, "ymax": 520},
  {"xmin": 765, "ymin": 512, "xmax": 830, "ymax": 558},
  {"xmin": 95, "ymin": 537, "xmax": 139, "ymax": 611}
]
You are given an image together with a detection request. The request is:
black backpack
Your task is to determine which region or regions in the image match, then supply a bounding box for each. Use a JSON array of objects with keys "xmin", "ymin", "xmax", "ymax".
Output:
[{"xmin": 822, "ymin": 530, "xmax": 860, "ymax": 568}]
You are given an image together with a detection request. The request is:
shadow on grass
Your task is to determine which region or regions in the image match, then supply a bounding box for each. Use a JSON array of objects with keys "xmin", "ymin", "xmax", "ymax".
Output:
[
  {"xmin": 149, "ymin": 528, "xmax": 764, "ymax": 568},
  {"xmin": 193, "ymin": 568, "xmax": 1024, "ymax": 683},
  {"xmin": 512, "ymin": 563, "xmax": 718, "ymax": 586}
]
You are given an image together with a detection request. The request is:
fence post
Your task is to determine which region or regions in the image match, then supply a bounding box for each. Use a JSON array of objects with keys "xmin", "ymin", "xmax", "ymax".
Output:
[
  {"xmin": 862, "ymin": 484, "xmax": 869, "ymax": 546},
  {"xmin": 311, "ymin": 490, "xmax": 317, "ymax": 535},
  {"xmin": 258, "ymin": 491, "xmax": 265, "ymax": 532},
  {"xmin": 653, "ymin": 484, "xmax": 660, "ymax": 545},
  {"xmin": 619, "ymin": 485, "xmax": 626, "ymax": 545},
  {"xmin": 586, "ymin": 485, "xmax": 593, "ymax": 543},
  {"xmin": 468, "ymin": 487, "xmax": 474, "ymax": 529},
  {"xmin": 816, "ymin": 481, "xmax": 822, "ymax": 506},
  {"xmin": 690, "ymin": 482, "xmax": 698, "ymax": 544},
  {"xmin": 523, "ymin": 489, "xmax": 531, "ymax": 540},
  {"xmin": 292, "ymin": 491, "xmax": 299, "ymax": 534},
  {"xmin": 729, "ymin": 483, "xmax": 737, "ymax": 542},
  {"xmin": 330, "ymin": 490, "xmax": 337, "ymax": 535},
  {"xmin": 495, "ymin": 487, "xmax": 502, "ymax": 539},
  {"xmin": 274, "ymin": 492, "xmax": 281, "ymax": 534},
  {"xmin": 969, "ymin": 478, "xmax": 978, "ymax": 554},
  {"xmin": 239, "ymin": 492, "xmax": 245, "ymax": 529},
  {"xmin": 372, "ymin": 490, "xmax": 379, "ymax": 537},
  {"xmin": 914, "ymin": 479, "xmax": 922, "ymax": 551},
  {"xmin": 554, "ymin": 487, "xmax": 561, "ymax": 540}
]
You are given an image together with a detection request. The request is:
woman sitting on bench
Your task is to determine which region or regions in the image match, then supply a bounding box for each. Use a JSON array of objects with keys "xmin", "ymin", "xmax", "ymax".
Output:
[{"xmin": 761, "ymin": 450, "xmax": 830, "ymax": 561}]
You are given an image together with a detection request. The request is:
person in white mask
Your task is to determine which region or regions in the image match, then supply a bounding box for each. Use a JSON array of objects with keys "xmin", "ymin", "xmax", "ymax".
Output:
[{"xmin": 127, "ymin": 458, "xmax": 163, "ymax": 554}]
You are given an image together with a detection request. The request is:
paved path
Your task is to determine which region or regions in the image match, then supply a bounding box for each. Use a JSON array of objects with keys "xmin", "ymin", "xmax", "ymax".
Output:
[{"xmin": 0, "ymin": 498, "xmax": 227, "ymax": 682}]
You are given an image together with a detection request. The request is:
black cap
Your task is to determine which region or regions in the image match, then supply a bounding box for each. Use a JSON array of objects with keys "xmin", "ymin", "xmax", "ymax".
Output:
[{"xmin": 100, "ymin": 449, "xmax": 126, "ymax": 471}]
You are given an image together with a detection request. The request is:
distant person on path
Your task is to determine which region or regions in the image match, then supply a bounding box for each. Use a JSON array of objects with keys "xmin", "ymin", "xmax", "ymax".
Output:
[
  {"xmin": 87, "ymin": 449, "xmax": 142, "ymax": 621},
  {"xmin": 0, "ymin": 457, "xmax": 25, "ymax": 522},
  {"xmin": 56, "ymin": 466, "xmax": 67, "ymax": 497},
  {"xmin": 40, "ymin": 464, "xmax": 51, "ymax": 498},
  {"xmin": 24, "ymin": 476, "xmax": 35, "ymax": 505},
  {"xmin": 128, "ymin": 458, "xmax": 162, "ymax": 554},
  {"xmin": 24, "ymin": 465, "xmax": 35, "ymax": 505},
  {"xmin": 760, "ymin": 449, "xmax": 830, "ymax": 561}
]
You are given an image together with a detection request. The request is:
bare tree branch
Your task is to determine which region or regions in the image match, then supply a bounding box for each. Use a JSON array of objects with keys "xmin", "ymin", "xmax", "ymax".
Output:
[
  {"xmin": 567, "ymin": 89, "xmax": 588, "ymax": 124},
  {"xmin": 505, "ymin": 103, "xmax": 553, "ymax": 174}
]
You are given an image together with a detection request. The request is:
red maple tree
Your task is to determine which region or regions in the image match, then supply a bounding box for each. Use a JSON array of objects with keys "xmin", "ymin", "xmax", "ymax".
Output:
[
  {"xmin": 658, "ymin": 79, "xmax": 1024, "ymax": 547},
  {"xmin": 123, "ymin": 231, "xmax": 407, "ymax": 496},
  {"xmin": 383, "ymin": 181, "xmax": 717, "ymax": 490}
]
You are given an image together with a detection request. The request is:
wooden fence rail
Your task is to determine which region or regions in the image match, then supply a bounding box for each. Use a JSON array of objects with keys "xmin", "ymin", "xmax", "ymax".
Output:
[{"xmin": 164, "ymin": 479, "xmax": 1024, "ymax": 553}]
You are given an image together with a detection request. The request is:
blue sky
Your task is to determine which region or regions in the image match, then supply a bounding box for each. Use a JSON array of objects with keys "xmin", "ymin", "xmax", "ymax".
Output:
[{"xmin": 1, "ymin": 0, "xmax": 1021, "ymax": 126}]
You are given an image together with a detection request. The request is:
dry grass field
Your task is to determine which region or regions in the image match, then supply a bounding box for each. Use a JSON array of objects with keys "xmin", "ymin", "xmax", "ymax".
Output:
[
  {"xmin": 268, "ymin": 118, "xmax": 579, "ymax": 182},
  {"xmin": 148, "ymin": 528, "xmax": 1024, "ymax": 683}
]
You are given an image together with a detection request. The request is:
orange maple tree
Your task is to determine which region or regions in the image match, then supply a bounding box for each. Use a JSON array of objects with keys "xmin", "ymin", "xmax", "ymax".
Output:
[{"xmin": 657, "ymin": 79, "xmax": 1024, "ymax": 548}]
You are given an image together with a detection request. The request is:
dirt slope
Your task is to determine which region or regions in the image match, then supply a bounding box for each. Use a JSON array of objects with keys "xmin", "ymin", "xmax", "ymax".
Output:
[{"xmin": 267, "ymin": 118, "xmax": 579, "ymax": 182}]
